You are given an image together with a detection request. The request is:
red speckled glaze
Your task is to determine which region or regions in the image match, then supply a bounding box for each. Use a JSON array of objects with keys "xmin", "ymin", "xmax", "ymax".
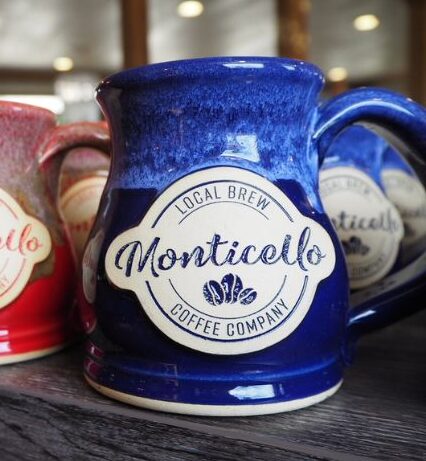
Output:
[{"xmin": 0, "ymin": 101, "xmax": 110, "ymax": 364}]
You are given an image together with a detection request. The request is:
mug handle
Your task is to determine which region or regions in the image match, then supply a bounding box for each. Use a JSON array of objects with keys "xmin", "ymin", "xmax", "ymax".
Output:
[
  {"xmin": 314, "ymin": 87, "xmax": 426, "ymax": 339},
  {"xmin": 38, "ymin": 121, "xmax": 110, "ymax": 200}
]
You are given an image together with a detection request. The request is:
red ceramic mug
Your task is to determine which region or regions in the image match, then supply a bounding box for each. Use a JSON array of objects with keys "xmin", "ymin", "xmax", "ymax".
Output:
[{"xmin": 0, "ymin": 101, "xmax": 110, "ymax": 365}]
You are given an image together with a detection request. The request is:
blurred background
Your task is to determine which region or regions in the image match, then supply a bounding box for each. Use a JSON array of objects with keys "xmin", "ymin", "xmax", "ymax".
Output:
[{"xmin": 0, "ymin": 0, "xmax": 423, "ymax": 122}]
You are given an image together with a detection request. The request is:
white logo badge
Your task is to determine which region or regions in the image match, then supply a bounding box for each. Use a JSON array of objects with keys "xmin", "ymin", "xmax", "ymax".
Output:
[
  {"xmin": 60, "ymin": 175, "xmax": 107, "ymax": 260},
  {"xmin": 0, "ymin": 188, "xmax": 52, "ymax": 309},
  {"xmin": 382, "ymin": 169, "xmax": 426, "ymax": 260},
  {"xmin": 320, "ymin": 166, "xmax": 403, "ymax": 289},
  {"xmin": 105, "ymin": 167, "xmax": 335, "ymax": 355}
]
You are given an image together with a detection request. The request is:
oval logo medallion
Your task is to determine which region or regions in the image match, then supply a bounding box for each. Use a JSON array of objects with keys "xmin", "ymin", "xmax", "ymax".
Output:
[
  {"xmin": 382, "ymin": 169, "xmax": 426, "ymax": 255},
  {"xmin": 60, "ymin": 175, "xmax": 107, "ymax": 259},
  {"xmin": 0, "ymin": 188, "xmax": 52, "ymax": 309},
  {"xmin": 320, "ymin": 166, "xmax": 403, "ymax": 289},
  {"xmin": 105, "ymin": 167, "xmax": 335, "ymax": 354}
]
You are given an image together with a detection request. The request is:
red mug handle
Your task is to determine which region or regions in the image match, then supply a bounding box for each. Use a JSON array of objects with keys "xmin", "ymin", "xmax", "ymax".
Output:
[
  {"xmin": 38, "ymin": 121, "xmax": 110, "ymax": 271},
  {"xmin": 38, "ymin": 121, "xmax": 110, "ymax": 200},
  {"xmin": 37, "ymin": 121, "xmax": 110, "ymax": 333}
]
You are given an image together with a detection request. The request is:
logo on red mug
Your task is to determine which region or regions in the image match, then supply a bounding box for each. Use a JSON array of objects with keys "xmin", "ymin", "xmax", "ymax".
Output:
[{"xmin": 0, "ymin": 188, "xmax": 52, "ymax": 309}]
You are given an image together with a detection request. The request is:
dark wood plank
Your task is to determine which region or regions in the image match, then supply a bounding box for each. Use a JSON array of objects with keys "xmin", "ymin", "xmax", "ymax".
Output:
[
  {"xmin": 0, "ymin": 392, "xmax": 330, "ymax": 461},
  {"xmin": 121, "ymin": 0, "xmax": 148, "ymax": 68},
  {"xmin": 277, "ymin": 0, "xmax": 310, "ymax": 60},
  {"xmin": 0, "ymin": 311, "xmax": 425, "ymax": 460},
  {"xmin": 408, "ymin": 0, "xmax": 426, "ymax": 105}
]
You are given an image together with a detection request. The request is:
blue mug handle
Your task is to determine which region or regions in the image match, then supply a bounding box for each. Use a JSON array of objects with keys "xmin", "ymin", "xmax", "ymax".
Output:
[{"xmin": 314, "ymin": 87, "xmax": 426, "ymax": 339}]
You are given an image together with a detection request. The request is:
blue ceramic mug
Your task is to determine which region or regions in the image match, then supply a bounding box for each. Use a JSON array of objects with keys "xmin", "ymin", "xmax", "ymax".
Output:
[{"xmin": 82, "ymin": 57, "xmax": 426, "ymax": 416}]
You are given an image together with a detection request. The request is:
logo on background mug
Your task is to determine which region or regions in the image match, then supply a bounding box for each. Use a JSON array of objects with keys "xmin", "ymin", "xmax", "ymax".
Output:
[
  {"xmin": 319, "ymin": 166, "xmax": 403, "ymax": 289},
  {"xmin": 60, "ymin": 175, "xmax": 107, "ymax": 260},
  {"xmin": 105, "ymin": 167, "xmax": 335, "ymax": 355},
  {"xmin": 382, "ymin": 169, "xmax": 426, "ymax": 249},
  {"xmin": 0, "ymin": 188, "xmax": 52, "ymax": 309}
]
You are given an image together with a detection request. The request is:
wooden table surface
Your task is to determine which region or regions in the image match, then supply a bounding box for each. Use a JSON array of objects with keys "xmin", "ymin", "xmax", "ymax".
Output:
[{"xmin": 0, "ymin": 311, "xmax": 425, "ymax": 461}]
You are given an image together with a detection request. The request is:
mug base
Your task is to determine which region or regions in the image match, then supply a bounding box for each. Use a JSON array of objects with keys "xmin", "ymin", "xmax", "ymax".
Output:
[
  {"xmin": 84, "ymin": 374, "xmax": 342, "ymax": 416},
  {"xmin": 0, "ymin": 343, "xmax": 67, "ymax": 366}
]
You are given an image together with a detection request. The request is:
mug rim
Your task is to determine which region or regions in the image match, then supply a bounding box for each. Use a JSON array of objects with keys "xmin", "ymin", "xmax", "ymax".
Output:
[
  {"xmin": 97, "ymin": 56, "xmax": 325, "ymax": 91},
  {"xmin": 0, "ymin": 100, "xmax": 56, "ymax": 121}
]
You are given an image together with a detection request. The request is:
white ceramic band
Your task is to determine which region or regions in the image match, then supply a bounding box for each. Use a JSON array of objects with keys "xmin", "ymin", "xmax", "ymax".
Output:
[
  {"xmin": 0, "ymin": 344, "xmax": 66, "ymax": 366},
  {"xmin": 85, "ymin": 375, "xmax": 343, "ymax": 417}
]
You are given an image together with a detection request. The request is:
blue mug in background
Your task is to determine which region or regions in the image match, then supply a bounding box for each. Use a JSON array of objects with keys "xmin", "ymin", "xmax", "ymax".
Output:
[
  {"xmin": 319, "ymin": 126, "xmax": 426, "ymax": 288},
  {"xmin": 81, "ymin": 57, "xmax": 426, "ymax": 416},
  {"xmin": 319, "ymin": 126, "xmax": 404, "ymax": 289}
]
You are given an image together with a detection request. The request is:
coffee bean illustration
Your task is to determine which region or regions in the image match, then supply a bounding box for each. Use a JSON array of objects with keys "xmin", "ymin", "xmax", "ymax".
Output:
[
  {"xmin": 239, "ymin": 288, "xmax": 257, "ymax": 305},
  {"xmin": 203, "ymin": 280, "xmax": 225, "ymax": 306},
  {"xmin": 221, "ymin": 273, "xmax": 243, "ymax": 303}
]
